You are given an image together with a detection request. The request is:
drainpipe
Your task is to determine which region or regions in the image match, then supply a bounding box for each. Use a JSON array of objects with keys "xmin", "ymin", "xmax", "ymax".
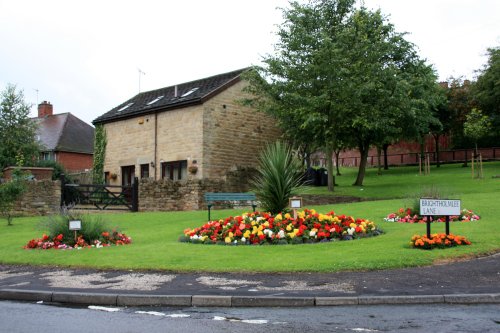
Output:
[{"xmin": 154, "ymin": 112, "xmax": 158, "ymax": 180}]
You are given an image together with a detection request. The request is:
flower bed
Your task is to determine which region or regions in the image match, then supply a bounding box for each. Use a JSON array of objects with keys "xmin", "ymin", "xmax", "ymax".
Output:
[
  {"xmin": 180, "ymin": 209, "xmax": 382, "ymax": 245},
  {"xmin": 384, "ymin": 208, "xmax": 480, "ymax": 223},
  {"xmin": 24, "ymin": 230, "xmax": 132, "ymax": 250},
  {"xmin": 410, "ymin": 233, "xmax": 471, "ymax": 250}
]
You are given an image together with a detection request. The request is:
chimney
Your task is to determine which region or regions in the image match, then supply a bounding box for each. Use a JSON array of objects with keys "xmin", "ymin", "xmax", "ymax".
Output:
[{"xmin": 38, "ymin": 101, "xmax": 53, "ymax": 118}]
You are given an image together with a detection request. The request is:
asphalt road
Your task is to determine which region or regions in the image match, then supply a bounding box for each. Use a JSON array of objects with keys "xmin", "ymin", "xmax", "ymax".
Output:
[{"xmin": 1, "ymin": 300, "xmax": 499, "ymax": 333}]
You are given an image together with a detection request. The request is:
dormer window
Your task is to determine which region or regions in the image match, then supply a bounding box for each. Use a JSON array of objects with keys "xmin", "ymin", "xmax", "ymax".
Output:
[
  {"xmin": 181, "ymin": 87, "xmax": 199, "ymax": 98},
  {"xmin": 117, "ymin": 103, "xmax": 133, "ymax": 112},
  {"xmin": 147, "ymin": 95, "xmax": 164, "ymax": 105}
]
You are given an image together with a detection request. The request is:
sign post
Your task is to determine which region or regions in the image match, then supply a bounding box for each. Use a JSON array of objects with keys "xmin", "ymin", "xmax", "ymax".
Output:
[
  {"xmin": 69, "ymin": 220, "xmax": 82, "ymax": 243},
  {"xmin": 289, "ymin": 197, "xmax": 302, "ymax": 220},
  {"xmin": 419, "ymin": 199, "xmax": 460, "ymax": 238}
]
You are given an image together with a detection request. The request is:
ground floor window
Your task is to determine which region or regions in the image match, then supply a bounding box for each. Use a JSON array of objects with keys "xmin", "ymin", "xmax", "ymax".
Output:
[
  {"xmin": 161, "ymin": 160, "xmax": 187, "ymax": 181},
  {"xmin": 140, "ymin": 164, "xmax": 149, "ymax": 178}
]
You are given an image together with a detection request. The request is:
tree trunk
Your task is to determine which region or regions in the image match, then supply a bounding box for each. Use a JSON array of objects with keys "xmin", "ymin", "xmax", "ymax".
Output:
[
  {"xmin": 419, "ymin": 136, "xmax": 425, "ymax": 171},
  {"xmin": 353, "ymin": 143, "xmax": 369, "ymax": 186},
  {"xmin": 383, "ymin": 143, "xmax": 389, "ymax": 170},
  {"xmin": 326, "ymin": 147, "xmax": 335, "ymax": 192},
  {"xmin": 377, "ymin": 146, "xmax": 382, "ymax": 175},
  {"xmin": 334, "ymin": 149, "xmax": 341, "ymax": 176},
  {"xmin": 434, "ymin": 134, "xmax": 441, "ymax": 168}
]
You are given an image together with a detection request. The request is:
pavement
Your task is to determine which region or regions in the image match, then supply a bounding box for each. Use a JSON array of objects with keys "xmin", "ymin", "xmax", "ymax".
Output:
[{"xmin": 1, "ymin": 252, "xmax": 499, "ymax": 307}]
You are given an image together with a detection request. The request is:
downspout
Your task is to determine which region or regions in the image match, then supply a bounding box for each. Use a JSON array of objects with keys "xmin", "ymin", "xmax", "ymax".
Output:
[{"xmin": 154, "ymin": 112, "xmax": 158, "ymax": 180}]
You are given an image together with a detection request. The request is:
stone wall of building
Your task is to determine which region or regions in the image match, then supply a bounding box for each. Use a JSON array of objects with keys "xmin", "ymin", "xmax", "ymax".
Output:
[
  {"xmin": 103, "ymin": 105, "xmax": 204, "ymax": 184},
  {"xmin": 12, "ymin": 180, "xmax": 61, "ymax": 217},
  {"xmin": 202, "ymin": 80, "xmax": 281, "ymax": 179}
]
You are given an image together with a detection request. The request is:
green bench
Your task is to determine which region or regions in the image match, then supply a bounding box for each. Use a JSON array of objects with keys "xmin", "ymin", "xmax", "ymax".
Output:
[{"xmin": 204, "ymin": 192, "xmax": 257, "ymax": 221}]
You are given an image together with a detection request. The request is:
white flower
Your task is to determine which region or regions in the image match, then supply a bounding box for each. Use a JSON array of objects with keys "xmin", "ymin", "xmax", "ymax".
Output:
[
  {"xmin": 347, "ymin": 227, "xmax": 355, "ymax": 235},
  {"xmin": 278, "ymin": 230, "xmax": 286, "ymax": 239},
  {"xmin": 263, "ymin": 229, "xmax": 273, "ymax": 237},
  {"xmin": 309, "ymin": 230, "xmax": 316, "ymax": 237},
  {"xmin": 241, "ymin": 237, "xmax": 246, "ymax": 242}
]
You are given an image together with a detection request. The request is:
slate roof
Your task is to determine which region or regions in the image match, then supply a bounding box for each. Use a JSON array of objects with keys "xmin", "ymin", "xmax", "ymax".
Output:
[
  {"xmin": 34, "ymin": 113, "xmax": 95, "ymax": 154},
  {"xmin": 93, "ymin": 67, "xmax": 250, "ymax": 124}
]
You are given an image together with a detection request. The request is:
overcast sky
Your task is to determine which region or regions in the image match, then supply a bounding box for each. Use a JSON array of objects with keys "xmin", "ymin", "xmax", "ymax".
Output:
[{"xmin": 1, "ymin": 0, "xmax": 498, "ymax": 125}]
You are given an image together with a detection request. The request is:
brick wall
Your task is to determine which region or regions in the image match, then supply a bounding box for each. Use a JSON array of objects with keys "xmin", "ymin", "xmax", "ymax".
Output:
[{"xmin": 56, "ymin": 152, "xmax": 93, "ymax": 172}]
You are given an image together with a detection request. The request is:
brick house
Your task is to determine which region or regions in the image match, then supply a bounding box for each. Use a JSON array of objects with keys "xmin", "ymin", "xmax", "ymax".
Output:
[
  {"xmin": 35, "ymin": 101, "xmax": 95, "ymax": 172},
  {"xmin": 93, "ymin": 68, "xmax": 280, "ymax": 188}
]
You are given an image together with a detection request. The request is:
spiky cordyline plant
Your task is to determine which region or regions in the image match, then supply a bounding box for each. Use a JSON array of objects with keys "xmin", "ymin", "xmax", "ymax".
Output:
[{"xmin": 251, "ymin": 141, "xmax": 304, "ymax": 214}]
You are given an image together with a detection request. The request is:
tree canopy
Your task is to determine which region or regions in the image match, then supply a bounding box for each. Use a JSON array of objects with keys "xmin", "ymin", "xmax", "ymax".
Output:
[
  {"xmin": 0, "ymin": 84, "xmax": 40, "ymax": 170},
  {"xmin": 244, "ymin": 0, "xmax": 441, "ymax": 187},
  {"xmin": 472, "ymin": 46, "xmax": 500, "ymax": 137}
]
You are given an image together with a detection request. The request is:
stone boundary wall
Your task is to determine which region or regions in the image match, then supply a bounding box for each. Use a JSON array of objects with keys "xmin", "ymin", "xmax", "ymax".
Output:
[
  {"xmin": 9, "ymin": 167, "xmax": 258, "ymax": 215},
  {"xmin": 13, "ymin": 180, "xmax": 61, "ymax": 217},
  {"xmin": 139, "ymin": 167, "xmax": 257, "ymax": 212}
]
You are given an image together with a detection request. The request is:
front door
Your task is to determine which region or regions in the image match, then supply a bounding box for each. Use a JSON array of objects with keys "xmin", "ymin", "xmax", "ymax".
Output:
[{"xmin": 121, "ymin": 165, "xmax": 135, "ymax": 186}]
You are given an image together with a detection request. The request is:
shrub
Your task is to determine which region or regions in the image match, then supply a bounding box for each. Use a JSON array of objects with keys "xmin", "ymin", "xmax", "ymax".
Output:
[
  {"xmin": 38, "ymin": 211, "xmax": 111, "ymax": 246},
  {"xmin": 250, "ymin": 141, "xmax": 304, "ymax": 214}
]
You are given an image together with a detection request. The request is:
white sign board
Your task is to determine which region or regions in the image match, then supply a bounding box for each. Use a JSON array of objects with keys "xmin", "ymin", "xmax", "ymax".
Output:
[
  {"xmin": 290, "ymin": 198, "xmax": 302, "ymax": 209},
  {"xmin": 69, "ymin": 220, "xmax": 82, "ymax": 230},
  {"xmin": 419, "ymin": 199, "xmax": 461, "ymax": 216}
]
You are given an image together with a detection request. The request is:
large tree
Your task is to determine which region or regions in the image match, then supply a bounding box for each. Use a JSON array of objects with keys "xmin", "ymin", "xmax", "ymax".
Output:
[
  {"xmin": 245, "ymin": 0, "xmax": 439, "ymax": 188},
  {"xmin": 472, "ymin": 46, "xmax": 500, "ymax": 137},
  {"xmin": 0, "ymin": 84, "xmax": 39, "ymax": 169},
  {"xmin": 244, "ymin": 0, "xmax": 356, "ymax": 191}
]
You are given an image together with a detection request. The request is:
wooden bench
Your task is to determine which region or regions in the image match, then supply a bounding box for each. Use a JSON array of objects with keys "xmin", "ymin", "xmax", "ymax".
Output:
[{"xmin": 204, "ymin": 192, "xmax": 257, "ymax": 221}]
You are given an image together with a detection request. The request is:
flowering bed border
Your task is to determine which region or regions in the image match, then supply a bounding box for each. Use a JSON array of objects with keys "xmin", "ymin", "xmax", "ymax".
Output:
[
  {"xmin": 24, "ymin": 231, "xmax": 132, "ymax": 250},
  {"xmin": 384, "ymin": 208, "xmax": 480, "ymax": 223},
  {"xmin": 181, "ymin": 209, "xmax": 382, "ymax": 245},
  {"xmin": 410, "ymin": 233, "xmax": 471, "ymax": 250}
]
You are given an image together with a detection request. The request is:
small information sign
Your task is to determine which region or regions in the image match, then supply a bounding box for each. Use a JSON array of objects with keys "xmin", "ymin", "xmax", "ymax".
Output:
[
  {"xmin": 419, "ymin": 199, "xmax": 461, "ymax": 216},
  {"xmin": 289, "ymin": 197, "xmax": 302, "ymax": 209},
  {"xmin": 69, "ymin": 220, "xmax": 82, "ymax": 231}
]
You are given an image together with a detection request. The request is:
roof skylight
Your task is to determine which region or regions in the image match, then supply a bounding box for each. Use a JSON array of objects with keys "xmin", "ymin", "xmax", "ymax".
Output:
[
  {"xmin": 147, "ymin": 95, "xmax": 164, "ymax": 105},
  {"xmin": 117, "ymin": 102, "xmax": 133, "ymax": 112},
  {"xmin": 181, "ymin": 87, "xmax": 199, "ymax": 98}
]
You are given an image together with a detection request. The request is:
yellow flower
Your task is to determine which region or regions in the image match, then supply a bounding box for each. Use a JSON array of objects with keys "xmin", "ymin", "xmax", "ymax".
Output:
[
  {"xmin": 243, "ymin": 230, "xmax": 251, "ymax": 238},
  {"xmin": 257, "ymin": 231, "xmax": 264, "ymax": 237},
  {"xmin": 350, "ymin": 223, "xmax": 356, "ymax": 228},
  {"xmin": 333, "ymin": 216, "xmax": 340, "ymax": 223},
  {"xmin": 224, "ymin": 237, "xmax": 232, "ymax": 243},
  {"xmin": 286, "ymin": 224, "xmax": 292, "ymax": 232},
  {"xmin": 298, "ymin": 211, "xmax": 305, "ymax": 219},
  {"xmin": 252, "ymin": 226, "xmax": 258, "ymax": 234},
  {"xmin": 284, "ymin": 213, "xmax": 291, "ymax": 219},
  {"xmin": 201, "ymin": 236, "xmax": 208, "ymax": 242},
  {"xmin": 263, "ymin": 221, "xmax": 269, "ymax": 228},
  {"xmin": 275, "ymin": 214, "xmax": 283, "ymax": 221},
  {"xmin": 228, "ymin": 232, "xmax": 234, "ymax": 238},
  {"xmin": 258, "ymin": 225, "xmax": 263, "ymax": 231}
]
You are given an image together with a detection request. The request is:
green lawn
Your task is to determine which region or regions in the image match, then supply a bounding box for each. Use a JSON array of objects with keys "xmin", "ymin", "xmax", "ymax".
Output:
[
  {"xmin": 299, "ymin": 161, "xmax": 500, "ymax": 199},
  {"xmin": 0, "ymin": 162, "xmax": 499, "ymax": 272}
]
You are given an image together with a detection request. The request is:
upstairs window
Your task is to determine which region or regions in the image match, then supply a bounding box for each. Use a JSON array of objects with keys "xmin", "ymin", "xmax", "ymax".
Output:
[
  {"xmin": 147, "ymin": 95, "xmax": 164, "ymax": 105},
  {"xmin": 117, "ymin": 102, "xmax": 133, "ymax": 112},
  {"xmin": 181, "ymin": 87, "xmax": 199, "ymax": 97}
]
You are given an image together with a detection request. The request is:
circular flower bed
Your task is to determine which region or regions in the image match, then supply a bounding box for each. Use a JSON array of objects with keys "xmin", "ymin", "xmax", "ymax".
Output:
[
  {"xmin": 410, "ymin": 233, "xmax": 471, "ymax": 250},
  {"xmin": 24, "ymin": 230, "xmax": 132, "ymax": 250},
  {"xmin": 384, "ymin": 208, "xmax": 480, "ymax": 223},
  {"xmin": 180, "ymin": 209, "xmax": 382, "ymax": 245}
]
